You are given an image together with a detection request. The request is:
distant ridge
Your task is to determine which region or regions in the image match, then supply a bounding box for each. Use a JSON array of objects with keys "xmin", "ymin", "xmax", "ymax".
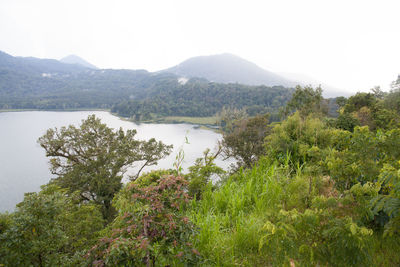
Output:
[
  {"xmin": 162, "ymin": 53, "xmax": 297, "ymax": 87},
  {"xmin": 0, "ymin": 50, "xmax": 89, "ymax": 75},
  {"xmin": 0, "ymin": 50, "xmax": 293, "ymax": 115},
  {"xmin": 0, "ymin": 50, "xmax": 347, "ymax": 98},
  {"xmin": 60, "ymin": 54, "xmax": 98, "ymax": 69}
]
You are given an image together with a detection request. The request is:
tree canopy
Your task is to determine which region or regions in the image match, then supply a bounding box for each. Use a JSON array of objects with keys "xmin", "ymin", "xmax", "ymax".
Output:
[
  {"xmin": 221, "ymin": 113, "xmax": 270, "ymax": 169},
  {"xmin": 284, "ymin": 85, "xmax": 327, "ymax": 117},
  {"xmin": 38, "ymin": 115, "xmax": 172, "ymax": 220}
]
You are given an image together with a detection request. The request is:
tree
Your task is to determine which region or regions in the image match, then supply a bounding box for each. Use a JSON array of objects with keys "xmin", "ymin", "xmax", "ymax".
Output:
[
  {"xmin": 217, "ymin": 106, "xmax": 247, "ymax": 132},
  {"xmin": 390, "ymin": 75, "xmax": 400, "ymax": 92},
  {"xmin": 284, "ymin": 85, "xmax": 327, "ymax": 117},
  {"xmin": 187, "ymin": 147, "xmax": 225, "ymax": 199},
  {"xmin": 384, "ymin": 75, "xmax": 400, "ymax": 115},
  {"xmin": 343, "ymin": 92, "xmax": 377, "ymax": 114},
  {"xmin": 372, "ymin": 164, "xmax": 400, "ymax": 236},
  {"xmin": 38, "ymin": 115, "xmax": 172, "ymax": 221},
  {"xmin": 221, "ymin": 114, "xmax": 270, "ymax": 169},
  {"xmin": 371, "ymin": 86, "xmax": 386, "ymax": 99},
  {"xmin": 334, "ymin": 112, "xmax": 360, "ymax": 132},
  {"xmin": 335, "ymin": 96, "xmax": 347, "ymax": 108},
  {"xmin": 0, "ymin": 185, "xmax": 104, "ymax": 266},
  {"xmin": 334, "ymin": 91, "xmax": 400, "ymax": 131},
  {"xmin": 265, "ymin": 112, "xmax": 336, "ymax": 168},
  {"xmin": 326, "ymin": 127, "xmax": 400, "ymax": 191}
]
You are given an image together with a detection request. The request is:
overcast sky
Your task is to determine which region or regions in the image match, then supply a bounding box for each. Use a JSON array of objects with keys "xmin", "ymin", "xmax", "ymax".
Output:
[{"xmin": 0, "ymin": 0, "xmax": 399, "ymax": 93}]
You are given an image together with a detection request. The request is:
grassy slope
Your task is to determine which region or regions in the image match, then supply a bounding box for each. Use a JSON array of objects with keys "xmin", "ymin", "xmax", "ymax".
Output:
[
  {"xmin": 190, "ymin": 158, "xmax": 299, "ymax": 266},
  {"xmin": 189, "ymin": 158, "xmax": 400, "ymax": 266}
]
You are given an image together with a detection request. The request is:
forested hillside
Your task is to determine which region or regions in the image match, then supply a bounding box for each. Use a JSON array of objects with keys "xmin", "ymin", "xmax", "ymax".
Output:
[
  {"xmin": 0, "ymin": 50, "xmax": 150, "ymax": 109},
  {"xmin": 1, "ymin": 81, "xmax": 400, "ymax": 266},
  {"xmin": 111, "ymin": 80, "xmax": 292, "ymax": 119},
  {"xmin": 0, "ymin": 51, "xmax": 294, "ymax": 118}
]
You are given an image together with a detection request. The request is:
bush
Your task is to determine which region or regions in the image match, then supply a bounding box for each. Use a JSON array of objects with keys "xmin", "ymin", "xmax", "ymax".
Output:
[{"xmin": 88, "ymin": 175, "xmax": 202, "ymax": 266}]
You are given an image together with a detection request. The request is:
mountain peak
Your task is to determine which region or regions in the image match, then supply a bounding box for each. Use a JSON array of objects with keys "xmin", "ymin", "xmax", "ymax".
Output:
[
  {"xmin": 162, "ymin": 53, "xmax": 296, "ymax": 87},
  {"xmin": 60, "ymin": 55, "xmax": 97, "ymax": 69}
]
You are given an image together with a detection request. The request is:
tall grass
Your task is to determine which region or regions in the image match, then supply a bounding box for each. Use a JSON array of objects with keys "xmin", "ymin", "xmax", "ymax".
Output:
[
  {"xmin": 189, "ymin": 157, "xmax": 286, "ymax": 266},
  {"xmin": 188, "ymin": 156, "xmax": 398, "ymax": 266}
]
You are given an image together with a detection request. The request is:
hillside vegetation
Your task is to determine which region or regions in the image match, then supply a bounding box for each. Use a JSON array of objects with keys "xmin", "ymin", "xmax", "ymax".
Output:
[
  {"xmin": 0, "ymin": 51, "xmax": 293, "ymax": 118},
  {"xmin": 1, "ymin": 79, "xmax": 400, "ymax": 265},
  {"xmin": 111, "ymin": 80, "xmax": 292, "ymax": 119}
]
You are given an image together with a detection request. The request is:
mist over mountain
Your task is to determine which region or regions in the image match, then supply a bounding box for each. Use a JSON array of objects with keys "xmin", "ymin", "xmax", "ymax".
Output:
[
  {"xmin": 60, "ymin": 55, "xmax": 98, "ymax": 69},
  {"xmin": 162, "ymin": 53, "xmax": 297, "ymax": 87}
]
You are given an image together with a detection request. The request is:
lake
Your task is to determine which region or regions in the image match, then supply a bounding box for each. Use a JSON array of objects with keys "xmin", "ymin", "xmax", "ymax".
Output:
[{"xmin": 0, "ymin": 111, "xmax": 227, "ymax": 212}]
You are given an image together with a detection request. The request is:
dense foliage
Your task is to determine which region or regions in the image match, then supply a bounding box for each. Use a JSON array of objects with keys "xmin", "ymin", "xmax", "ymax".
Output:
[
  {"xmin": 38, "ymin": 115, "xmax": 172, "ymax": 221},
  {"xmin": 190, "ymin": 158, "xmax": 377, "ymax": 266},
  {"xmin": 221, "ymin": 113, "xmax": 270, "ymax": 169},
  {"xmin": 283, "ymin": 85, "xmax": 327, "ymax": 117},
  {"xmin": 111, "ymin": 81, "xmax": 292, "ymax": 119},
  {"xmin": 88, "ymin": 175, "xmax": 201, "ymax": 266},
  {"xmin": 2, "ymin": 81, "xmax": 400, "ymax": 266},
  {"xmin": 0, "ymin": 185, "xmax": 104, "ymax": 266},
  {"xmin": 332, "ymin": 87, "xmax": 400, "ymax": 131}
]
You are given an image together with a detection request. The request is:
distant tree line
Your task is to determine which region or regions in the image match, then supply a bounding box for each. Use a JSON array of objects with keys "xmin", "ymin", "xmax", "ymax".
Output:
[
  {"xmin": 0, "ymin": 64, "xmax": 294, "ymax": 118},
  {"xmin": 111, "ymin": 80, "xmax": 293, "ymax": 119}
]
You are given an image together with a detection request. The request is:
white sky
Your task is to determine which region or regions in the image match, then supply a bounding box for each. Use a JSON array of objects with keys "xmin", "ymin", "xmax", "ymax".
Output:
[{"xmin": 0, "ymin": 0, "xmax": 399, "ymax": 93}]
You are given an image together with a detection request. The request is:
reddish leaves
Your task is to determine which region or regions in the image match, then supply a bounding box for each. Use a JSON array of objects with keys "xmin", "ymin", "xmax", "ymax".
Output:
[{"xmin": 88, "ymin": 175, "xmax": 201, "ymax": 265}]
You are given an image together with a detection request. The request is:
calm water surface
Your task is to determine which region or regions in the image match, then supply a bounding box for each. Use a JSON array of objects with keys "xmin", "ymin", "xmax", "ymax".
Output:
[{"xmin": 0, "ymin": 111, "xmax": 226, "ymax": 212}]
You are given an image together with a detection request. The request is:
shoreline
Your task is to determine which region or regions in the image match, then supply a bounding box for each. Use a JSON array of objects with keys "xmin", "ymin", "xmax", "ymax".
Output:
[
  {"xmin": 1, "ymin": 109, "xmax": 221, "ymax": 131},
  {"xmin": 114, "ymin": 114, "xmax": 220, "ymax": 131}
]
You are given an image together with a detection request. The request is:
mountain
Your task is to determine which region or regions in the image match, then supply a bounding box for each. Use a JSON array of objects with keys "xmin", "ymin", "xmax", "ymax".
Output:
[
  {"xmin": 60, "ymin": 54, "xmax": 98, "ymax": 69},
  {"xmin": 0, "ymin": 50, "xmax": 89, "ymax": 75},
  {"xmin": 162, "ymin": 53, "xmax": 297, "ymax": 87},
  {"xmin": 0, "ymin": 51, "xmax": 292, "ymax": 118},
  {"xmin": 0, "ymin": 50, "xmax": 151, "ymax": 109}
]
